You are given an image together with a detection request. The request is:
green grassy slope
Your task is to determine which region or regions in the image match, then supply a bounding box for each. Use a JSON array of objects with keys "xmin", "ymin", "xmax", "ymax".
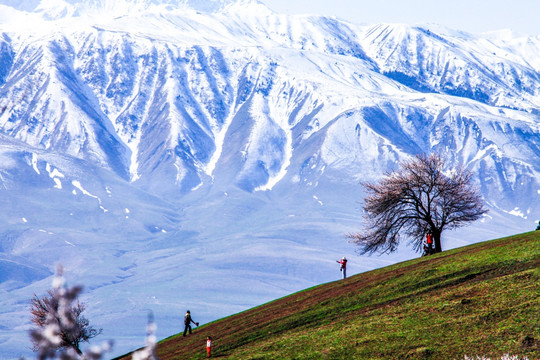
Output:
[{"xmin": 123, "ymin": 232, "xmax": 540, "ymax": 359}]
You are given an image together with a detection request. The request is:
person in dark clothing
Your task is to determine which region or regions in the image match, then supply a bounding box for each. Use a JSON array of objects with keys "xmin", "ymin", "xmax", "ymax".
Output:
[{"xmin": 183, "ymin": 310, "xmax": 199, "ymax": 336}]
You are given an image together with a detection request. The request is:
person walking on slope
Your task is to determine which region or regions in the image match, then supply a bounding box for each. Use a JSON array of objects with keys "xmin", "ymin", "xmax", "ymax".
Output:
[
  {"xmin": 337, "ymin": 257, "xmax": 348, "ymax": 279},
  {"xmin": 183, "ymin": 310, "xmax": 199, "ymax": 336}
]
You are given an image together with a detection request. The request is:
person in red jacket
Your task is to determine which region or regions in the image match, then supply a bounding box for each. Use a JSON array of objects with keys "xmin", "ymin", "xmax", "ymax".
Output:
[
  {"xmin": 337, "ymin": 257, "xmax": 348, "ymax": 279},
  {"xmin": 426, "ymin": 232, "xmax": 433, "ymax": 255}
]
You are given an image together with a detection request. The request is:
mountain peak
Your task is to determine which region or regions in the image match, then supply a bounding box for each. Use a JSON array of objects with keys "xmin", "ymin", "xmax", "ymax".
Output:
[{"xmin": 1, "ymin": 0, "xmax": 266, "ymax": 20}]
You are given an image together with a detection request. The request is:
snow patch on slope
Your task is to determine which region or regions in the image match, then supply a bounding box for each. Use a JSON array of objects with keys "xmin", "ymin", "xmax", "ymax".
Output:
[{"xmin": 72, "ymin": 180, "xmax": 108, "ymax": 212}]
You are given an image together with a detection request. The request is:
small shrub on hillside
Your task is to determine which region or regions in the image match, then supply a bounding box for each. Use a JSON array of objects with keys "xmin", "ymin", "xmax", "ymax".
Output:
[
  {"xmin": 30, "ymin": 264, "xmax": 161, "ymax": 360},
  {"xmin": 29, "ymin": 265, "xmax": 112, "ymax": 360}
]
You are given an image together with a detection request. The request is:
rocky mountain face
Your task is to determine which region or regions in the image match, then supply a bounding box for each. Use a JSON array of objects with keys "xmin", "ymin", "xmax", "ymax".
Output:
[{"xmin": 0, "ymin": 0, "xmax": 538, "ymax": 357}]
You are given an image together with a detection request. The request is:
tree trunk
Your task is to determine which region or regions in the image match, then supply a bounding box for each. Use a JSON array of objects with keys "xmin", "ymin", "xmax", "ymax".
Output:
[{"xmin": 433, "ymin": 230, "xmax": 442, "ymax": 253}]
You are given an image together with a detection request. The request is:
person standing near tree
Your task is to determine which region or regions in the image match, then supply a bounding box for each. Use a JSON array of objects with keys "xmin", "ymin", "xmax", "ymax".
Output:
[
  {"xmin": 426, "ymin": 232, "xmax": 433, "ymax": 255},
  {"xmin": 336, "ymin": 257, "xmax": 348, "ymax": 279},
  {"xmin": 183, "ymin": 310, "xmax": 198, "ymax": 337}
]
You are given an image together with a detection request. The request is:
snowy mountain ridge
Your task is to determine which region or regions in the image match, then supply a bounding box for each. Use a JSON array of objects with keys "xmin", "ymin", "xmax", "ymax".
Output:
[
  {"xmin": 1, "ymin": 0, "xmax": 255, "ymax": 18},
  {"xmin": 0, "ymin": 1, "xmax": 539, "ymax": 358}
]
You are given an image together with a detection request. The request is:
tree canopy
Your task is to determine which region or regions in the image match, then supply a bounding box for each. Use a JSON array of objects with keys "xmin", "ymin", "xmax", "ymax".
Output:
[
  {"xmin": 30, "ymin": 266, "xmax": 102, "ymax": 359},
  {"xmin": 348, "ymin": 154, "xmax": 488, "ymax": 255}
]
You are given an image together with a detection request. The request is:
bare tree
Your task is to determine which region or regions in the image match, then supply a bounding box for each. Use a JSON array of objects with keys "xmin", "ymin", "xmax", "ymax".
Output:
[
  {"xmin": 348, "ymin": 154, "xmax": 488, "ymax": 255},
  {"xmin": 29, "ymin": 265, "xmax": 104, "ymax": 359}
]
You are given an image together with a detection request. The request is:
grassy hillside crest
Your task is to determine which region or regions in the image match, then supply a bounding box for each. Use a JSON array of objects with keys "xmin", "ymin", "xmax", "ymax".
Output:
[{"xmin": 121, "ymin": 232, "xmax": 539, "ymax": 359}]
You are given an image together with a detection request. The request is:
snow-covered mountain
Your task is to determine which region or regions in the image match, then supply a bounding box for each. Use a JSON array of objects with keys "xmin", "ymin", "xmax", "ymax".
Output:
[{"xmin": 0, "ymin": 0, "xmax": 539, "ymax": 358}]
